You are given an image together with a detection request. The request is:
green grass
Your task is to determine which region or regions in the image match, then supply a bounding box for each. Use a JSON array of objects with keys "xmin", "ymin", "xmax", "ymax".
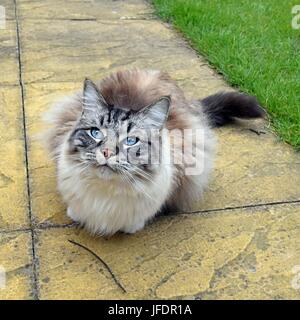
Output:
[{"xmin": 152, "ymin": 0, "xmax": 300, "ymax": 149}]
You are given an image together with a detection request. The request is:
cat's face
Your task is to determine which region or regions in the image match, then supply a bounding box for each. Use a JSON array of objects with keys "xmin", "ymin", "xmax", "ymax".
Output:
[{"xmin": 67, "ymin": 79, "xmax": 170, "ymax": 180}]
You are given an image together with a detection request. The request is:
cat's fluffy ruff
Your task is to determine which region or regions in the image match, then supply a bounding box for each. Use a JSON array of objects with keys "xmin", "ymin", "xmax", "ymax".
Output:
[
  {"xmin": 58, "ymin": 128, "xmax": 174, "ymax": 235},
  {"xmin": 43, "ymin": 69, "xmax": 263, "ymax": 235}
]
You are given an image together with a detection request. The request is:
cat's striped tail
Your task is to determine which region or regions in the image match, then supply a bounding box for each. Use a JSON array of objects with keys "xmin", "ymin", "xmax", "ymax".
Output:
[{"xmin": 201, "ymin": 91, "xmax": 265, "ymax": 127}]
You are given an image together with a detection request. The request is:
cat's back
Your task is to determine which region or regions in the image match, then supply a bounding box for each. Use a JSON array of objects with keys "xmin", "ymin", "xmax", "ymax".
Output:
[{"xmin": 99, "ymin": 69, "xmax": 185, "ymax": 111}]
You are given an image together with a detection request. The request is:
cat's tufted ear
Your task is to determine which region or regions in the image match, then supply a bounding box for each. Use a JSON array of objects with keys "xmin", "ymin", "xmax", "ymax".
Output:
[
  {"xmin": 136, "ymin": 96, "xmax": 171, "ymax": 129},
  {"xmin": 82, "ymin": 78, "xmax": 108, "ymax": 115}
]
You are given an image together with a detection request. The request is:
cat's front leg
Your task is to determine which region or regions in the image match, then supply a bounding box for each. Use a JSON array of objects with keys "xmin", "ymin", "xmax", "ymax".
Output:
[{"xmin": 67, "ymin": 207, "xmax": 80, "ymax": 222}]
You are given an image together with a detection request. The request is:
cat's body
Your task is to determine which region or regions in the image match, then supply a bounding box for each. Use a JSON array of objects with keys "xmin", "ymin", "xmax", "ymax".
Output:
[{"xmin": 43, "ymin": 69, "xmax": 264, "ymax": 235}]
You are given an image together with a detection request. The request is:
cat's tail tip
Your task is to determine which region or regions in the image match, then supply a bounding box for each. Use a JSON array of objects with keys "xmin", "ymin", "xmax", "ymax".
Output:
[{"xmin": 201, "ymin": 91, "xmax": 266, "ymax": 127}]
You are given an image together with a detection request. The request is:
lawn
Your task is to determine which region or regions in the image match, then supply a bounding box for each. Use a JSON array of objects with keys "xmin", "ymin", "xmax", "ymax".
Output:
[{"xmin": 152, "ymin": 0, "xmax": 300, "ymax": 149}]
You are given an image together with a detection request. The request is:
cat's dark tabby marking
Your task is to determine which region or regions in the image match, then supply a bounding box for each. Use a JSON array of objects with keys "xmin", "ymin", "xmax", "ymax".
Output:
[{"xmin": 43, "ymin": 69, "xmax": 264, "ymax": 235}]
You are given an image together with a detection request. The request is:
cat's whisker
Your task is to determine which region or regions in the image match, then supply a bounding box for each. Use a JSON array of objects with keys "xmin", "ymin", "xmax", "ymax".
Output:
[
  {"xmin": 122, "ymin": 169, "xmax": 159, "ymax": 204},
  {"xmin": 127, "ymin": 166, "xmax": 163, "ymax": 191},
  {"xmin": 122, "ymin": 175, "xmax": 135, "ymax": 193},
  {"xmin": 41, "ymin": 69, "xmax": 262, "ymax": 236},
  {"xmin": 118, "ymin": 168, "xmax": 136, "ymax": 193}
]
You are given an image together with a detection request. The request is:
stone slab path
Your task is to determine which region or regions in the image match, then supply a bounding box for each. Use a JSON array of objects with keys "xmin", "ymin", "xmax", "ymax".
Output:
[{"xmin": 0, "ymin": 0, "xmax": 299, "ymax": 299}]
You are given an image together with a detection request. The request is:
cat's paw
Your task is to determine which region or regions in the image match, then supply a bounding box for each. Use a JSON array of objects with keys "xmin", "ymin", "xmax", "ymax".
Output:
[
  {"xmin": 67, "ymin": 207, "xmax": 80, "ymax": 222},
  {"xmin": 121, "ymin": 221, "xmax": 145, "ymax": 234}
]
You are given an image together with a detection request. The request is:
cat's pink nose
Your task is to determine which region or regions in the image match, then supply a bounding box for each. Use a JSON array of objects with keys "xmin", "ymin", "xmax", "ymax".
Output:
[{"xmin": 102, "ymin": 148, "xmax": 113, "ymax": 159}]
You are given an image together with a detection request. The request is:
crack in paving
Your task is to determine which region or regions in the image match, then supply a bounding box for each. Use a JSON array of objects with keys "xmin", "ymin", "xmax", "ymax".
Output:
[
  {"xmin": 2, "ymin": 200, "xmax": 300, "ymax": 236},
  {"xmin": 13, "ymin": 0, "xmax": 39, "ymax": 300},
  {"xmin": 172, "ymin": 199, "xmax": 300, "ymax": 216}
]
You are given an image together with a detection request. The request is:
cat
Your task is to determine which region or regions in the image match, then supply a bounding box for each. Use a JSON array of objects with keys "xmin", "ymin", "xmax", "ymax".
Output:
[{"xmin": 42, "ymin": 69, "xmax": 264, "ymax": 235}]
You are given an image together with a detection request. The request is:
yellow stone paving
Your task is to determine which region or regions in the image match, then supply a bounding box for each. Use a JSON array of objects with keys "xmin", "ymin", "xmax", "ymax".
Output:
[
  {"xmin": 0, "ymin": 19, "xmax": 19, "ymax": 85},
  {"xmin": 0, "ymin": 231, "xmax": 33, "ymax": 299},
  {"xmin": 18, "ymin": 0, "xmax": 153, "ymax": 20},
  {"xmin": 25, "ymin": 83, "xmax": 79, "ymax": 225},
  {"xmin": 36, "ymin": 204, "xmax": 300, "ymax": 299},
  {"xmin": 198, "ymin": 123, "xmax": 300, "ymax": 211},
  {"xmin": 0, "ymin": 87, "xmax": 28, "ymax": 230},
  {"xmin": 19, "ymin": 18, "xmax": 226, "ymax": 89},
  {"xmin": 0, "ymin": 0, "xmax": 299, "ymax": 299},
  {"xmin": 1, "ymin": 1, "xmax": 15, "ymax": 20}
]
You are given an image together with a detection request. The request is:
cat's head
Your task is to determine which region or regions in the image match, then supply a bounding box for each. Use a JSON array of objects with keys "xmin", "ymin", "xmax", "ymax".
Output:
[{"xmin": 67, "ymin": 79, "xmax": 170, "ymax": 180}]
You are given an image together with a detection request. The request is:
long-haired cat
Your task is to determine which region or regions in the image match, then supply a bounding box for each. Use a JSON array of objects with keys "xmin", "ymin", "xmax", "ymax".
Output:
[{"xmin": 43, "ymin": 69, "xmax": 264, "ymax": 235}]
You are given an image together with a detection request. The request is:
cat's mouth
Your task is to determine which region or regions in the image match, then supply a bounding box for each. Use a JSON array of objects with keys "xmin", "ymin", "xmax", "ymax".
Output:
[
  {"xmin": 98, "ymin": 163, "xmax": 119, "ymax": 175},
  {"xmin": 100, "ymin": 163, "xmax": 115, "ymax": 171},
  {"xmin": 93, "ymin": 163, "xmax": 117, "ymax": 180}
]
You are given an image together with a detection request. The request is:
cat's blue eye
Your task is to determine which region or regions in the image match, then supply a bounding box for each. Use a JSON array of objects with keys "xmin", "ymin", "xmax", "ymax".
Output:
[
  {"xmin": 125, "ymin": 137, "xmax": 139, "ymax": 146},
  {"xmin": 90, "ymin": 128, "xmax": 103, "ymax": 140}
]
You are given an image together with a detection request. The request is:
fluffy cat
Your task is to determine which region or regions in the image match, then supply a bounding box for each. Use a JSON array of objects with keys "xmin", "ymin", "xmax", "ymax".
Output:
[{"xmin": 43, "ymin": 69, "xmax": 264, "ymax": 235}]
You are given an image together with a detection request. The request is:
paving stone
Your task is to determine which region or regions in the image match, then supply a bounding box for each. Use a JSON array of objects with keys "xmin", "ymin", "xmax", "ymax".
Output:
[
  {"xmin": 36, "ymin": 204, "xmax": 300, "ymax": 299},
  {"xmin": 18, "ymin": 18, "xmax": 226, "ymax": 89},
  {"xmin": 18, "ymin": 0, "xmax": 153, "ymax": 20},
  {"xmin": 0, "ymin": 86, "xmax": 29, "ymax": 230},
  {"xmin": 0, "ymin": 19, "xmax": 19, "ymax": 85},
  {"xmin": 3, "ymin": 0, "xmax": 299, "ymax": 299},
  {"xmin": 0, "ymin": 0, "xmax": 15, "ymax": 20},
  {"xmin": 0, "ymin": 231, "xmax": 34, "ymax": 299},
  {"xmin": 25, "ymin": 83, "xmax": 79, "ymax": 225},
  {"xmin": 196, "ymin": 121, "xmax": 300, "ymax": 211}
]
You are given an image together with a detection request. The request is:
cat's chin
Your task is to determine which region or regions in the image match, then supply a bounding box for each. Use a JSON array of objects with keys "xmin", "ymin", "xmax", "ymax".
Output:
[{"xmin": 94, "ymin": 164, "xmax": 117, "ymax": 180}]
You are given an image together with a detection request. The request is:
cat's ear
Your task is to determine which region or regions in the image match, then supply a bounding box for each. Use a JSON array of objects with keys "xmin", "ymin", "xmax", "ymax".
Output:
[
  {"xmin": 82, "ymin": 78, "xmax": 108, "ymax": 115},
  {"xmin": 137, "ymin": 96, "xmax": 171, "ymax": 129}
]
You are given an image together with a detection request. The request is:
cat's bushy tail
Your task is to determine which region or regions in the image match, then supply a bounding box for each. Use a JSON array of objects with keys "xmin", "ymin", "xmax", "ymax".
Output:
[{"xmin": 201, "ymin": 91, "xmax": 265, "ymax": 127}]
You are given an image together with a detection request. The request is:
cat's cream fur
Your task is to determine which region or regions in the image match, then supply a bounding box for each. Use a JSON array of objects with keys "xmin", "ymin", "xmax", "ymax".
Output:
[
  {"xmin": 59, "ymin": 128, "xmax": 176, "ymax": 234},
  {"xmin": 43, "ymin": 69, "xmax": 262, "ymax": 235}
]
